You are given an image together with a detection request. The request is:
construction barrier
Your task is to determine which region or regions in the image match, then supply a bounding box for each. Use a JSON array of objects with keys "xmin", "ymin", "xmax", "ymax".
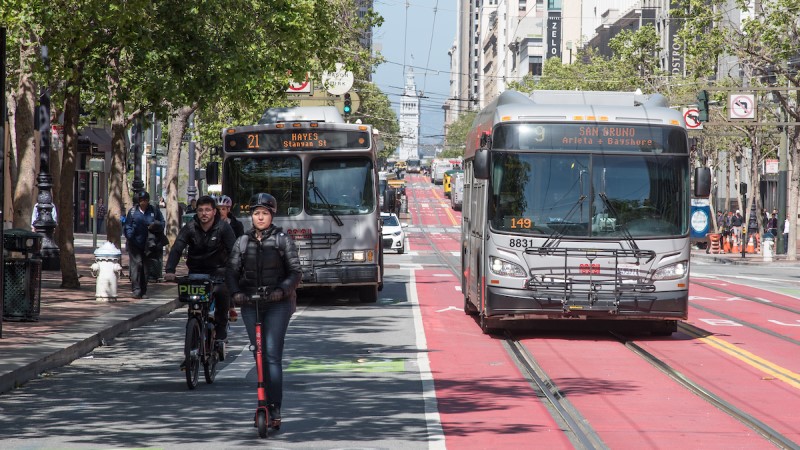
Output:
[{"xmin": 708, "ymin": 233, "xmax": 722, "ymax": 254}]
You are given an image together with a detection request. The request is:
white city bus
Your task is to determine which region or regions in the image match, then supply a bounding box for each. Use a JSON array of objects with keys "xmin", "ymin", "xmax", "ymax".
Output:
[
  {"xmin": 461, "ymin": 90, "xmax": 710, "ymax": 334},
  {"xmin": 220, "ymin": 106, "xmax": 383, "ymax": 302}
]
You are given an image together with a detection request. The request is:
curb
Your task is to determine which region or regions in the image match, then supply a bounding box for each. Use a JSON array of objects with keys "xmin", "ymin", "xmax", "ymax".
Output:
[{"xmin": 0, "ymin": 298, "xmax": 180, "ymax": 395}]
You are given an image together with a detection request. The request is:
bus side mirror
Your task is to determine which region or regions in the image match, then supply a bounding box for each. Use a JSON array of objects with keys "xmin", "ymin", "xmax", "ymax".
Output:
[
  {"xmin": 474, "ymin": 149, "xmax": 490, "ymax": 180},
  {"xmin": 206, "ymin": 162, "xmax": 219, "ymax": 185},
  {"xmin": 694, "ymin": 167, "xmax": 711, "ymax": 197}
]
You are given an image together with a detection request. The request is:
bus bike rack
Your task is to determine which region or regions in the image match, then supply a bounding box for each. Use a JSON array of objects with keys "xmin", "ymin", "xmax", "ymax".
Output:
[{"xmin": 524, "ymin": 247, "xmax": 658, "ymax": 313}]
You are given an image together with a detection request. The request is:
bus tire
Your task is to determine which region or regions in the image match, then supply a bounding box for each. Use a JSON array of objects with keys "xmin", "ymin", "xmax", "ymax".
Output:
[
  {"xmin": 464, "ymin": 296, "xmax": 478, "ymax": 316},
  {"xmin": 479, "ymin": 313, "xmax": 500, "ymax": 335},
  {"xmin": 359, "ymin": 285, "xmax": 379, "ymax": 303},
  {"xmin": 650, "ymin": 320, "xmax": 677, "ymax": 336}
]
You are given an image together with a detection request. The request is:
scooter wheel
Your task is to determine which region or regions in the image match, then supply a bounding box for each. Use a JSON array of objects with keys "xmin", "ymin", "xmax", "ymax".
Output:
[{"xmin": 257, "ymin": 410, "xmax": 268, "ymax": 438}]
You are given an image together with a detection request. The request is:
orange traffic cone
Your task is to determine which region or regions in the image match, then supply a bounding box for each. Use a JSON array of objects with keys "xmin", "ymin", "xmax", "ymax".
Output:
[
  {"xmin": 746, "ymin": 234, "xmax": 755, "ymax": 253},
  {"xmin": 723, "ymin": 235, "xmax": 731, "ymax": 253},
  {"xmin": 732, "ymin": 235, "xmax": 741, "ymax": 253}
]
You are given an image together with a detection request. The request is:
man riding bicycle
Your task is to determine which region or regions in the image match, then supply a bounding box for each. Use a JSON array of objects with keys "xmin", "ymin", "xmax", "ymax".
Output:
[{"xmin": 165, "ymin": 195, "xmax": 237, "ymax": 365}]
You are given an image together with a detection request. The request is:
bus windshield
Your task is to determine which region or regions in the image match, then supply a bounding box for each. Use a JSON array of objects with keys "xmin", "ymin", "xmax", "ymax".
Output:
[
  {"xmin": 224, "ymin": 156, "xmax": 303, "ymax": 216},
  {"xmin": 489, "ymin": 152, "xmax": 688, "ymax": 237},
  {"xmin": 306, "ymin": 157, "xmax": 376, "ymax": 215}
]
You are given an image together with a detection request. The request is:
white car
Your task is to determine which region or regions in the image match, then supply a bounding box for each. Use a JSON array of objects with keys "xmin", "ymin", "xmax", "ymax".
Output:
[{"xmin": 380, "ymin": 212, "xmax": 407, "ymax": 254}]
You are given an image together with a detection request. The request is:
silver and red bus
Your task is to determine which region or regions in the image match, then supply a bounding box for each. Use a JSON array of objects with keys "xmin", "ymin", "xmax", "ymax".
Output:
[
  {"xmin": 461, "ymin": 90, "xmax": 710, "ymax": 334},
  {"xmin": 220, "ymin": 106, "xmax": 383, "ymax": 302}
]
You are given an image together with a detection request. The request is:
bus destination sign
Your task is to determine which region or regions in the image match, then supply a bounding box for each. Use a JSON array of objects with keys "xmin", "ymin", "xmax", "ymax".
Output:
[
  {"xmin": 226, "ymin": 130, "xmax": 370, "ymax": 152},
  {"xmin": 493, "ymin": 123, "xmax": 687, "ymax": 153}
]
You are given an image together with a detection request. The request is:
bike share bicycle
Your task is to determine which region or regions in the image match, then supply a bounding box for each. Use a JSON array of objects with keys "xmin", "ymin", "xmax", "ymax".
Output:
[{"xmin": 177, "ymin": 274, "xmax": 226, "ymax": 389}]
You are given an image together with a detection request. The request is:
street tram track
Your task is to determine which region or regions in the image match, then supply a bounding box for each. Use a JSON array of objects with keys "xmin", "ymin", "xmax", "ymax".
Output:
[
  {"xmin": 610, "ymin": 329, "xmax": 800, "ymax": 450},
  {"xmin": 409, "ymin": 177, "xmax": 608, "ymax": 447},
  {"xmin": 505, "ymin": 335, "xmax": 608, "ymax": 450}
]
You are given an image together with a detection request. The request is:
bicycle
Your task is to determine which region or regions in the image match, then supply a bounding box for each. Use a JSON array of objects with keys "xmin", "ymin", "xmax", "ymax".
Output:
[{"xmin": 177, "ymin": 274, "xmax": 226, "ymax": 389}]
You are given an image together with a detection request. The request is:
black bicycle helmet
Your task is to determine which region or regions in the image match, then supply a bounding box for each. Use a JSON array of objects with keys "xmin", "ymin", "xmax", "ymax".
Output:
[{"xmin": 249, "ymin": 193, "xmax": 277, "ymax": 215}]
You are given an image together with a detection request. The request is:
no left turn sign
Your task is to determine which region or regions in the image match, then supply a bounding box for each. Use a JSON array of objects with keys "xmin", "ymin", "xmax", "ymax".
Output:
[
  {"xmin": 730, "ymin": 94, "xmax": 755, "ymax": 119},
  {"xmin": 683, "ymin": 108, "xmax": 703, "ymax": 129}
]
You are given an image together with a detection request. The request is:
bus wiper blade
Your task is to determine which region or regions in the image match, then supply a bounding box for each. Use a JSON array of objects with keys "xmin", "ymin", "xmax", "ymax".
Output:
[
  {"xmin": 540, "ymin": 195, "xmax": 586, "ymax": 251},
  {"xmin": 311, "ymin": 185, "xmax": 344, "ymax": 226},
  {"xmin": 597, "ymin": 192, "xmax": 645, "ymax": 258}
]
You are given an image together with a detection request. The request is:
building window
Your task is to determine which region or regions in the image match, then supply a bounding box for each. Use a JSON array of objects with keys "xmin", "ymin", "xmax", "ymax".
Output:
[
  {"xmin": 529, "ymin": 56, "xmax": 543, "ymax": 76},
  {"xmin": 519, "ymin": 0, "xmax": 526, "ymax": 10}
]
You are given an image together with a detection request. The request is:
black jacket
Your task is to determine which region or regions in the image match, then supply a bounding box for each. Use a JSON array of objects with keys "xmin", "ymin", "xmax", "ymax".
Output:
[
  {"xmin": 228, "ymin": 215, "xmax": 245, "ymax": 238},
  {"xmin": 165, "ymin": 213, "xmax": 236, "ymax": 274},
  {"xmin": 226, "ymin": 225, "xmax": 302, "ymax": 297}
]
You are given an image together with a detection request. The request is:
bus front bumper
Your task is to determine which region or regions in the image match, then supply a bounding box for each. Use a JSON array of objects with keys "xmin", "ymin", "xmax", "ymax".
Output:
[
  {"xmin": 300, "ymin": 264, "xmax": 379, "ymax": 287},
  {"xmin": 485, "ymin": 285, "xmax": 688, "ymax": 320}
]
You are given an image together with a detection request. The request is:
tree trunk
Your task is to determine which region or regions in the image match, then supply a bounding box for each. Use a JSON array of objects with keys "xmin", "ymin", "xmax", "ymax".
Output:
[
  {"xmin": 11, "ymin": 39, "xmax": 38, "ymax": 230},
  {"xmin": 164, "ymin": 105, "xmax": 194, "ymax": 248},
  {"xmin": 56, "ymin": 84, "xmax": 81, "ymax": 288},
  {"xmin": 105, "ymin": 50, "xmax": 127, "ymax": 249}
]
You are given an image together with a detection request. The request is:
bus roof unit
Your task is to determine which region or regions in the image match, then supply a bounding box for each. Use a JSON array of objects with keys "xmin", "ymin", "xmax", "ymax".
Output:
[{"xmin": 259, "ymin": 106, "xmax": 345, "ymax": 124}]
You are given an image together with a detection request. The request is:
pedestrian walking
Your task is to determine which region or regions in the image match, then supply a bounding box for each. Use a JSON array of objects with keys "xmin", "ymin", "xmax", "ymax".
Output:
[
  {"xmin": 767, "ymin": 212, "xmax": 779, "ymax": 237},
  {"xmin": 96, "ymin": 198, "xmax": 107, "ymax": 233},
  {"xmin": 731, "ymin": 210, "xmax": 743, "ymax": 239},
  {"xmin": 227, "ymin": 193, "xmax": 302, "ymax": 430},
  {"xmin": 124, "ymin": 191, "xmax": 165, "ymax": 299}
]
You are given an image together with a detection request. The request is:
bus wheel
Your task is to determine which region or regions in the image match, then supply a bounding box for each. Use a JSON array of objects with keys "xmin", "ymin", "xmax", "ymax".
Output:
[
  {"xmin": 479, "ymin": 313, "xmax": 500, "ymax": 335},
  {"xmin": 359, "ymin": 285, "xmax": 379, "ymax": 303},
  {"xmin": 463, "ymin": 296, "xmax": 478, "ymax": 316},
  {"xmin": 650, "ymin": 320, "xmax": 677, "ymax": 336}
]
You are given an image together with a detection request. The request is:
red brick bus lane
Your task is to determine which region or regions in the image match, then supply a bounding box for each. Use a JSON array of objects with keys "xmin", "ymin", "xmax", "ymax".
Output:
[{"xmin": 412, "ymin": 268, "xmax": 573, "ymax": 448}]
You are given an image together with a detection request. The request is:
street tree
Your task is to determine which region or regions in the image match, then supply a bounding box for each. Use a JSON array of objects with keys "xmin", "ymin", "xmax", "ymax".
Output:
[{"xmin": 443, "ymin": 110, "xmax": 476, "ymax": 158}]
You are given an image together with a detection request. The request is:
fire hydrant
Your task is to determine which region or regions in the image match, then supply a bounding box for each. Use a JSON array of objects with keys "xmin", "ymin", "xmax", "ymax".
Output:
[
  {"xmin": 763, "ymin": 235, "xmax": 774, "ymax": 262},
  {"xmin": 91, "ymin": 241, "xmax": 122, "ymax": 301}
]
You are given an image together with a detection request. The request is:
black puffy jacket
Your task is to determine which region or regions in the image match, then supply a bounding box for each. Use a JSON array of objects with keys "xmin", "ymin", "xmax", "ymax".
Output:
[
  {"xmin": 165, "ymin": 213, "xmax": 236, "ymax": 275},
  {"xmin": 226, "ymin": 225, "xmax": 302, "ymax": 298}
]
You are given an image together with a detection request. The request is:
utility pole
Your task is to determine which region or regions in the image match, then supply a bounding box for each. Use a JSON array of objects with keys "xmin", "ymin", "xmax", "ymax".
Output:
[
  {"xmin": 1, "ymin": 27, "xmax": 7, "ymax": 336},
  {"xmin": 33, "ymin": 46, "xmax": 60, "ymax": 270},
  {"xmin": 149, "ymin": 113, "xmax": 158, "ymax": 201},
  {"xmin": 187, "ymin": 140, "xmax": 197, "ymax": 202}
]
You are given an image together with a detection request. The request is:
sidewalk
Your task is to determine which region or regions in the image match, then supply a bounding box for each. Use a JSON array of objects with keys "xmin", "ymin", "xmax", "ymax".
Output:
[
  {"xmin": 0, "ymin": 233, "xmax": 185, "ymax": 395},
  {"xmin": 691, "ymin": 234, "xmax": 800, "ymax": 266}
]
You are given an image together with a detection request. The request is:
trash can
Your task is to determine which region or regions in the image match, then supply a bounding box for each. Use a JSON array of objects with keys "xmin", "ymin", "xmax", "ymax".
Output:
[
  {"xmin": 762, "ymin": 233, "xmax": 774, "ymax": 262},
  {"xmin": 3, "ymin": 229, "xmax": 43, "ymax": 321}
]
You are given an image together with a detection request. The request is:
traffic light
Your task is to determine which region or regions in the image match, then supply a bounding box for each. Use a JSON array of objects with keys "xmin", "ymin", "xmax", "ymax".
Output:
[
  {"xmin": 343, "ymin": 93, "xmax": 352, "ymax": 116},
  {"xmin": 696, "ymin": 90, "xmax": 709, "ymax": 122}
]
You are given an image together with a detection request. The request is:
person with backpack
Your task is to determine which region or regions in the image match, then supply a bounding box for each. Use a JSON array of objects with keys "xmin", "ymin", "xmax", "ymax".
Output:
[
  {"xmin": 226, "ymin": 193, "xmax": 302, "ymax": 430},
  {"xmin": 124, "ymin": 191, "xmax": 165, "ymax": 299},
  {"xmin": 164, "ymin": 195, "xmax": 237, "ymax": 358}
]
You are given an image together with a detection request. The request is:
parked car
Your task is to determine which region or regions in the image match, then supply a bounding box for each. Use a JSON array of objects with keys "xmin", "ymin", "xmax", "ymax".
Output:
[{"xmin": 380, "ymin": 212, "xmax": 407, "ymax": 254}]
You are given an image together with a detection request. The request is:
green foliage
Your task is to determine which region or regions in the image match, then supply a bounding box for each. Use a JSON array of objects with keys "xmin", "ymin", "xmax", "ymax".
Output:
[{"xmin": 443, "ymin": 110, "xmax": 477, "ymax": 158}]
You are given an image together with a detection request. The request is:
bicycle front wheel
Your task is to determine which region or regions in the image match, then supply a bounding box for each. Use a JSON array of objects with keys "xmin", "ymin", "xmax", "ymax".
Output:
[
  {"xmin": 203, "ymin": 325, "xmax": 218, "ymax": 384},
  {"xmin": 184, "ymin": 317, "xmax": 202, "ymax": 389}
]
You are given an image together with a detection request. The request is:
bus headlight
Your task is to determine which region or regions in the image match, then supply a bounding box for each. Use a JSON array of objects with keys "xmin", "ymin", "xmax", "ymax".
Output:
[
  {"xmin": 652, "ymin": 261, "xmax": 687, "ymax": 280},
  {"xmin": 340, "ymin": 250, "xmax": 374, "ymax": 262},
  {"xmin": 489, "ymin": 256, "xmax": 527, "ymax": 278}
]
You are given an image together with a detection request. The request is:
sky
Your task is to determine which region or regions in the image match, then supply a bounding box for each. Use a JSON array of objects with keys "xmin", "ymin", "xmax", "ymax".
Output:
[{"xmin": 371, "ymin": 0, "xmax": 456, "ymax": 150}]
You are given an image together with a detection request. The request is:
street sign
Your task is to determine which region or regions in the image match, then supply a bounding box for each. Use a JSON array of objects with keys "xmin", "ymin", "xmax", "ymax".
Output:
[
  {"xmin": 683, "ymin": 108, "xmax": 703, "ymax": 130},
  {"xmin": 321, "ymin": 63, "xmax": 354, "ymax": 96},
  {"xmin": 287, "ymin": 72, "xmax": 312, "ymax": 94},
  {"xmin": 730, "ymin": 94, "xmax": 755, "ymax": 119}
]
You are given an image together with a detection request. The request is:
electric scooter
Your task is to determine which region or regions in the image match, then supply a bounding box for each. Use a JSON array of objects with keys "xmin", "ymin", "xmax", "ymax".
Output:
[{"xmin": 252, "ymin": 288, "xmax": 281, "ymax": 438}]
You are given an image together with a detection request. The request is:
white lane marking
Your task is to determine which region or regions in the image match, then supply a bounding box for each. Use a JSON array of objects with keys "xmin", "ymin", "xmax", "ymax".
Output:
[
  {"xmin": 433, "ymin": 273, "xmax": 453, "ymax": 277},
  {"xmin": 408, "ymin": 270, "xmax": 446, "ymax": 449},
  {"xmin": 436, "ymin": 306, "xmax": 460, "ymax": 312}
]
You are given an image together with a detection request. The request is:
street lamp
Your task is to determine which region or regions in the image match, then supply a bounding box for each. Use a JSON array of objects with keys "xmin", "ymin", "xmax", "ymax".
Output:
[{"xmin": 32, "ymin": 46, "xmax": 60, "ymax": 270}]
